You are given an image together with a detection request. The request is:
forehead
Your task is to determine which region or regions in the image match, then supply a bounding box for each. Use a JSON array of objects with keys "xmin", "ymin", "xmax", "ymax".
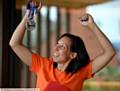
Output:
[{"xmin": 58, "ymin": 37, "xmax": 71, "ymax": 46}]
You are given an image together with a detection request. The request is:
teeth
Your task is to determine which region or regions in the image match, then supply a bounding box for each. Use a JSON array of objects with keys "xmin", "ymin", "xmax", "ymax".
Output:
[{"xmin": 54, "ymin": 53, "xmax": 59, "ymax": 57}]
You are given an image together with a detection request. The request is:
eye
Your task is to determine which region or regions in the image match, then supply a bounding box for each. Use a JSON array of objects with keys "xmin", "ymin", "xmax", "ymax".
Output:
[{"xmin": 57, "ymin": 44, "xmax": 66, "ymax": 50}]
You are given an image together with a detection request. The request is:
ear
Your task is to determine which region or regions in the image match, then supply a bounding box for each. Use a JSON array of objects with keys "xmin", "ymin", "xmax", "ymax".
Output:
[{"xmin": 70, "ymin": 52, "xmax": 77, "ymax": 59}]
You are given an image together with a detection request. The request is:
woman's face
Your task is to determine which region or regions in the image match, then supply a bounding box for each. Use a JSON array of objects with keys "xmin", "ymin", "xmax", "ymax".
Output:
[{"xmin": 52, "ymin": 37, "xmax": 72, "ymax": 64}]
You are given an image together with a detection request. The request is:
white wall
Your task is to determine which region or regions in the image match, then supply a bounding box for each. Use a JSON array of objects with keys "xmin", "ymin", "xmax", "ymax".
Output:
[{"xmin": 87, "ymin": 0, "xmax": 120, "ymax": 43}]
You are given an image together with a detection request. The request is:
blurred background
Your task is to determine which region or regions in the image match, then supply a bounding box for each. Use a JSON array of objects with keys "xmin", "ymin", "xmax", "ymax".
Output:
[{"xmin": 0, "ymin": 0, "xmax": 120, "ymax": 90}]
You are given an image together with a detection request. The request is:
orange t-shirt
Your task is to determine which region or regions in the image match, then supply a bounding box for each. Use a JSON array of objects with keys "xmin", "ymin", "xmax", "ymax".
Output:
[{"xmin": 30, "ymin": 53, "xmax": 94, "ymax": 91}]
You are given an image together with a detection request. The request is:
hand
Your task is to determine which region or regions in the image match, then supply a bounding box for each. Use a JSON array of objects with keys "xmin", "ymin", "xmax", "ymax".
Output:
[
  {"xmin": 26, "ymin": 0, "xmax": 42, "ymax": 13},
  {"xmin": 35, "ymin": 1, "xmax": 42, "ymax": 12},
  {"xmin": 26, "ymin": 0, "xmax": 42, "ymax": 20},
  {"xmin": 79, "ymin": 14, "xmax": 95, "ymax": 27}
]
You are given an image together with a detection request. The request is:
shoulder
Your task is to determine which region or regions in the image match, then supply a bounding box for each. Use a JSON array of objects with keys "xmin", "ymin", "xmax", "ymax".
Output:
[
  {"xmin": 32, "ymin": 53, "xmax": 53, "ymax": 65},
  {"xmin": 30, "ymin": 53, "xmax": 54, "ymax": 73}
]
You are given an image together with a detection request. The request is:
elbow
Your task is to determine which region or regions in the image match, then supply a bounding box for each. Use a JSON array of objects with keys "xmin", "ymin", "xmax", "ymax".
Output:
[
  {"xmin": 9, "ymin": 40, "xmax": 13, "ymax": 47},
  {"xmin": 9, "ymin": 41, "xmax": 15, "ymax": 49},
  {"xmin": 9, "ymin": 40, "xmax": 20, "ymax": 49},
  {"xmin": 112, "ymin": 50, "xmax": 116, "ymax": 57},
  {"xmin": 111, "ymin": 47, "xmax": 116, "ymax": 55},
  {"xmin": 9, "ymin": 39, "xmax": 15, "ymax": 48},
  {"xmin": 103, "ymin": 47, "xmax": 116, "ymax": 58},
  {"xmin": 109, "ymin": 48, "xmax": 116, "ymax": 58}
]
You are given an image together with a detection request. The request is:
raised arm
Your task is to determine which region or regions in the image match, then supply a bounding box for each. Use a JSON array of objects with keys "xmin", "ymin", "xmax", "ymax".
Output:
[
  {"xmin": 9, "ymin": 10, "xmax": 32, "ymax": 66},
  {"xmin": 9, "ymin": 2, "xmax": 41, "ymax": 66},
  {"xmin": 79, "ymin": 14, "xmax": 116, "ymax": 74}
]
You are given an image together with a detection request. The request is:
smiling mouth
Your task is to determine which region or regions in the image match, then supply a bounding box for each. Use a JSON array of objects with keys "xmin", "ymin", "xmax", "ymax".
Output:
[
  {"xmin": 54, "ymin": 53, "xmax": 59, "ymax": 57},
  {"xmin": 52, "ymin": 53, "xmax": 59, "ymax": 59}
]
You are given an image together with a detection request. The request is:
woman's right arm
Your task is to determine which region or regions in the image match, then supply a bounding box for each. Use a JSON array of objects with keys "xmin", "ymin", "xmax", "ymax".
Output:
[{"xmin": 9, "ymin": 10, "xmax": 32, "ymax": 66}]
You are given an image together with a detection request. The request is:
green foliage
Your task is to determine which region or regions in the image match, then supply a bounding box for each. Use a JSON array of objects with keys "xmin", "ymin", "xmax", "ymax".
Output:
[
  {"xmin": 83, "ymin": 67, "xmax": 120, "ymax": 91},
  {"xmin": 95, "ymin": 66, "xmax": 120, "ymax": 81}
]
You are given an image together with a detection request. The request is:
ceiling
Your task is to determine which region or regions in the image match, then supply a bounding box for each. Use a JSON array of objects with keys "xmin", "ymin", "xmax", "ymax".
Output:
[{"xmin": 16, "ymin": 0, "xmax": 110, "ymax": 10}]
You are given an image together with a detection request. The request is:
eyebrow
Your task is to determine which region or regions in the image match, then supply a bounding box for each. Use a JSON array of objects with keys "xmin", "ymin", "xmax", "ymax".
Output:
[
  {"xmin": 58, "ymin": 42, "xmax": 70, "ymax": 49},
  {"xmin": 57, "ymin": 40, "xmax": 71, "ymax": 48},
  {"xmin": 57, "ymin": 42, "xmax": 66, "ymax": 45}
]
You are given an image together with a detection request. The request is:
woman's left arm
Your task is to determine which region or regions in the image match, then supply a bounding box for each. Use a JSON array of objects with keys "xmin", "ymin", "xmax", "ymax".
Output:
[{"xmin": 80, "ymin": 14, "xmax": 116, "ymax": 74}]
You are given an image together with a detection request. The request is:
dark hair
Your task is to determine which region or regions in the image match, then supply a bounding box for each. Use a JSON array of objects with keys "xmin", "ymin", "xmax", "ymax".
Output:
[{"xmin": 54, "ymin": 33, "xmax": 90, "ymax": 74}]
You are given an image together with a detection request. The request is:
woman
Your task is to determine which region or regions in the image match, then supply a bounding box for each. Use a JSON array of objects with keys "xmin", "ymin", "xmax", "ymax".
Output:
[{"xmin": 9, "ymin": 2, "xmax": 116, "ymax": 91}]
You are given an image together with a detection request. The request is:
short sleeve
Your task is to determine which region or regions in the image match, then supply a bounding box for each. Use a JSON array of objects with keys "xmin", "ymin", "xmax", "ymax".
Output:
[
  {"xmin": 29, "ymin": 53, "xmax": 42, "ymax": 74},
  {"xmin": 84, "ymin": 62, "xmax": 94, "ymax": 80}
]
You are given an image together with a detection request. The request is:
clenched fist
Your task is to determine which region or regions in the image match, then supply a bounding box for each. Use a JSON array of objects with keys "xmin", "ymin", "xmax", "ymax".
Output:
[{"xmin": 79, "ymin": 14, "xmax": 95, "ymax": 28}]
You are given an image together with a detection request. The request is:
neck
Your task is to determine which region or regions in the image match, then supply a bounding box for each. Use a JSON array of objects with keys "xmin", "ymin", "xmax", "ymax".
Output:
[{"xmin": 57, "ymin": 60, "xmax": 71, "ymax": 72}]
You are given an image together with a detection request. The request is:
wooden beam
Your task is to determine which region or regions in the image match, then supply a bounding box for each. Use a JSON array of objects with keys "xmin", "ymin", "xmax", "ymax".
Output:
[{"xmin": 16, "ymin": 0, "xmax": 109, "ymax": 10}]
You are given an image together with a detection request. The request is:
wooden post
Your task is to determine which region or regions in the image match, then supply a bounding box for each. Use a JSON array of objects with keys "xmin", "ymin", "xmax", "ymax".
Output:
[
  {"xmin": 0, "ymin": 0, "xmax": 2, "ymax": 87},
  {"xmin": 65, "ymin": 10, "xmax": 70, "ymax": 33},
  {"xmin": 46, "ymin": 7, "xmax": 50, "ymax": 57},
  {"xmin": 56, "ymin": 7, "xmax": 61, "ymax": 40},
  {"xmin": 2, "ymin": 0, "xmax": 22, "ymax": 87}
]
